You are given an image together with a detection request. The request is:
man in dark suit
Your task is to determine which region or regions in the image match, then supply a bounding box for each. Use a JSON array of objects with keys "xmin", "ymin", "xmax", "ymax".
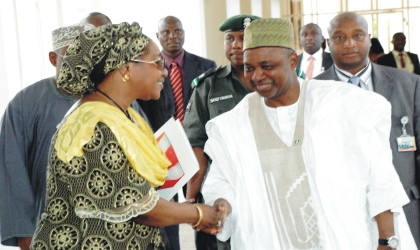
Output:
[
  {"xmin": 296, "ymin": 23, "xmax": 333, "ymax": 79},
  {"xmin": 137, "ymin": 15, "xmax": 216, "ymax": 250},
  {"xmin": 315, "ymin": 12, "xmax": 420, "ymax": 248},
  {"xmin": 138, "ymin": 16, "xmax": 216, "ymax": 133},
  {"xmin": 376, "ymin": 32, "xmax": 420, "ymax": 75}
]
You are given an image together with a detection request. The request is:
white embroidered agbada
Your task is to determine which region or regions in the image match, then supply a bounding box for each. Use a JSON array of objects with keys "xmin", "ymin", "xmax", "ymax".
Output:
[{"xmin": 202, "ymin": 79, "xmax": 416, "ymax": 250}]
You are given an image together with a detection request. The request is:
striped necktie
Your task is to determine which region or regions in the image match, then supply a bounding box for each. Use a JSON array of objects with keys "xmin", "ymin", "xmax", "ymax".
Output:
[
  {"xmin": 170, "ymin": 61, "xmax": 184, "ymax": 123},
  {"xmin": 336, "ymin": 63, "xmax": 369, "ymax": 88},
  {"xmin": 348, "ymin": 75, "xmax": 361, "ymax": 87}
]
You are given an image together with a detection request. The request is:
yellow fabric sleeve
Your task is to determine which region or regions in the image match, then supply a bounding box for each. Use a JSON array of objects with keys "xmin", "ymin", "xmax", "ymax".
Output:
[{"xmin": 55, "ymin": 101, "xmax": 171, "ymax": 187}]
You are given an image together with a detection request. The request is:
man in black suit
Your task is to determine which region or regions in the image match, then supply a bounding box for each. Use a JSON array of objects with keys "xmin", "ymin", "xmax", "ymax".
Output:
[
  {"xmin": 137, "ymin": 15, "xmax": 216, "ymax": 250},
  {"xmin": 315, "ymin": 12, "xmax": 420, "ymax": 248},
  {"xmin": 377, "ymin": 32, "xmax": 420, "ymax": 75},
  {"xmin": 296, "ymin": 23, "xmax": 333, "ymax": 79}
]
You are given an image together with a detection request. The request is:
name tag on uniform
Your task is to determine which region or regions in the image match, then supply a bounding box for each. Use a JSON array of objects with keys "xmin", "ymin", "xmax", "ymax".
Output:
[
  {"xmin": 210, "ymin": 94, "xmax": 233, "ymax": 104},
  {"xmin": 397, "ymin": 116, "xmax": 417, "ymax": 152}
]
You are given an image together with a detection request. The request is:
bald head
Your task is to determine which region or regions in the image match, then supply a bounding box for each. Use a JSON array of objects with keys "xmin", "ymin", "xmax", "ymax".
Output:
[
  {"xmin": 156, "ymin": 16, "xmax": 185, "ymax": 58},
  {"xmin": 158, "ymin": 16, "xmax": 183, "ymax": 30},
  {"xmin": 327, "ymin": 12, "xmax": 371, "ymax": 75},
  {"xmin": 327, "ymin": 12, "xmax": 368, "ymax": 37},
  {"xmin": 80, "ymin": 12, "xmax": 112, "ymax": 27}
]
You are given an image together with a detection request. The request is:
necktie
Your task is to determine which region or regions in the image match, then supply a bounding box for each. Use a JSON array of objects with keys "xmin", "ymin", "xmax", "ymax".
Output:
[
  {"xmin": 399, "ymin": 53, "xmax": 406, "ymax": 68},
  {"xmin": 348, "ymin": 75, "xmax": 361, "ymax": 87},
  {"xmin": 306, "ymin": 56, "xmax": 315, "ymax": 80},
  {"xmin": 170, "ymin": 62, "xmax": 184, "ymax": 123}
]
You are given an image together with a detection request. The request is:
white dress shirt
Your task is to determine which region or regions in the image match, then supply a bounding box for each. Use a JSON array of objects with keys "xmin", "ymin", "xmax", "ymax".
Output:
[
  {"xmin": 335, "ymin": 62, "xmax": 374, "ymax": 91},
  {"xmin": 300, "ymin": 48, "xmax": 325, "ymax": 79},
  {"xmin": 392, "ymin": 50, "xmax": 414, "ymax": 73}
]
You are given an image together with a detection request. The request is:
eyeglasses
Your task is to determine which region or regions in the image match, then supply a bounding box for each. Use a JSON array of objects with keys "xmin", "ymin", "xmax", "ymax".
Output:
[{"xmin": 130, "ymin": 58, "xmax": 166, "ymax": 71}]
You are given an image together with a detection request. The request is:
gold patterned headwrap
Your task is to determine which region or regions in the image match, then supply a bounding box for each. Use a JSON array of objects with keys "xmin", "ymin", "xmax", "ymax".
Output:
[
  {"xmin": 244, "ymin": 18, "xmax": 295, "ymax": 51},
  {"xmin": 57, "ymin": 22, "xmax": 150, "ymax": 96},
  {"xmin": 52, "ymin": 24, "xmax": 95, "ymax": 51}
]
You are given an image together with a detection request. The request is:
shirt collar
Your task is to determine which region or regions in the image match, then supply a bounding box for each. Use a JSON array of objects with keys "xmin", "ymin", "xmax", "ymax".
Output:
[
  {"xmin": 392, "ymin": 50, "xmax": 406, "ymax": 57},
  {"xmin": 218, "ymin": 63, "xmax": 232, "ymax": 78},
  {"xmin": 302, "ymin": 48, "xmax": 323, "ymax": 61},
  {"xmin": 334, "ymin": 61, "xmax": 372, "ymax": 86},
  {"xmin": 162, "ymin": 49, "xmax": 185, "ymax": 68}
]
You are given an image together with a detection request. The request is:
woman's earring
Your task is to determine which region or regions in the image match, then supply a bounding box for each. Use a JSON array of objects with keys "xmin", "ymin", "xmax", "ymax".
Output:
[{"xmin": 122, "ymin": 74, "xmax": 130, "ymax": 82}]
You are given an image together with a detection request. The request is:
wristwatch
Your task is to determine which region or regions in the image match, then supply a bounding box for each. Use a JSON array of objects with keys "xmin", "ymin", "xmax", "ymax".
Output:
[{"xmin": 378, "ymin": 236, "xmax": 399, "ymax": 249}]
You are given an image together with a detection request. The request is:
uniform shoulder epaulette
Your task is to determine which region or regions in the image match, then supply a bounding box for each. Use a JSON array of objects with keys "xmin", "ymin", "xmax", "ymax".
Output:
[{"xmin": 191, "ymin": 66, "xmax": 223, "ymax": 88}]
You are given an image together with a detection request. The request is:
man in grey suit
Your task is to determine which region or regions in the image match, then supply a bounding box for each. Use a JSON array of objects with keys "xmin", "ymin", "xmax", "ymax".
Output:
[
  {"xmin": 137, "ymin": 15, "xmax": 216, "ymax": 250},
  {"xmin": 296, "ymin": 23, "xmax": 333, "ymax": 79},
  {"xmin": 316, "ymin": 12, "xmax": 420, "ymax": 248}
]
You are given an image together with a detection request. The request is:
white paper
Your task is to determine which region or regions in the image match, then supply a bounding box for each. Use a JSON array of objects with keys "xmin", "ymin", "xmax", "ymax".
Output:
[{"xmin": 154, "ymin": 117, "xmax": 199, "ymax": 200}]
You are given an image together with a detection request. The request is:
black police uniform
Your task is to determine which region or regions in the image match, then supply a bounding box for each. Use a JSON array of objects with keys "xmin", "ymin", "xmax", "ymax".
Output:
[{"xmin": 184, "ymin": 64, "xmax": 250, "ymax": 147}]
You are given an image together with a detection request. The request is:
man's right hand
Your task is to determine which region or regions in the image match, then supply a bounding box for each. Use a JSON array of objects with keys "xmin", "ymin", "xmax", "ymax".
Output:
[
  {"xmin": 17, "ymin": 237, "xmax": 32, "ymax": 250},
  {"xmin": 199, "ymin": 198, "xmax": 231, "ymax": 235},
  {"xmin": 213, "ymin": 198, "xmax": 232, "ymax": 227}
]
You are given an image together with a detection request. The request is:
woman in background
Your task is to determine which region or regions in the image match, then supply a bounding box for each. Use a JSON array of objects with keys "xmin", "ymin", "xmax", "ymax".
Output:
[
  {"xmin": 30, "ymin": 22, "xmax": 219, "ymax": 250},
  {"xmin": 369, "ymin": 37, "xmax": 385, "ymax": 63}
]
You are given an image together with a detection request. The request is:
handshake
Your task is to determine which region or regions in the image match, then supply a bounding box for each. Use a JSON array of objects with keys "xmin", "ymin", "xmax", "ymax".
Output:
[{"xmin": 185, "ymin": 198, "xmax": 231, "ymax": 235}]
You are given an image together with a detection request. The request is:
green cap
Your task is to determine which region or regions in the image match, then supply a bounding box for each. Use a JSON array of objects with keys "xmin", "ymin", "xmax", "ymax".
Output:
[
  {"xmin": 244, "ymin": 18, "xmax": 295, "ymax": 51},
  {"xmin": 219, "ymin": 14, "xmax": 261, "ymax": 32}
]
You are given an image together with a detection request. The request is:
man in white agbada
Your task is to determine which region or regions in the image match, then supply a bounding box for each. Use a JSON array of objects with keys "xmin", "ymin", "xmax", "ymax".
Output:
[{"xmin": 201, "ymin": 18, "xmax": 416, "ymax": 250}]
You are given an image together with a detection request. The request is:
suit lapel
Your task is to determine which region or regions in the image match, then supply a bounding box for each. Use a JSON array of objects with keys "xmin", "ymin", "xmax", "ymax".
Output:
[
  {"xmin": 321, "ymin": 52, "xmax": 327, "ymax": 68},
  {"xmin": 182, "ymin": 51, "xmax": 197, "ymax": 106},
  {"xmin": 297, "ymin": 54, "xmax": 303, "ymax": 69},
  {"xmin": 163, "ymin": 53, "xmax": 175, "ymax": 111},
  {"xmin": 407, "ymin": 52, "xmax": 420, "ymax": 74},
  {"xmin": 322, "ymin": 65, "xmax": 340, "ymax": 81},
  {"xmin": 321, "ymin": 52, "xmax": 333, "ymax": 69},
  {"xmin": 371, "ymin": 64, "xmax": 394, "ymax": 100},
  {"xmin": 386, "ymin": 53, "xmax": 397, "ymax": 68},
  {"xmin": 162, "ymin": 75, "xmax": 174, "ymax": 114}
]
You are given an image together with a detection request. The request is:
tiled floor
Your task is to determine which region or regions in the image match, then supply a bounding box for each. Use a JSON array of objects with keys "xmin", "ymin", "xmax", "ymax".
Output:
[
  {"xmin": 178, "ymin": 191, "xmax": 197, "ymax": 250},
  {"xmin": 179, "ymin": 223, "xmax": 196, "ymax": 250}
]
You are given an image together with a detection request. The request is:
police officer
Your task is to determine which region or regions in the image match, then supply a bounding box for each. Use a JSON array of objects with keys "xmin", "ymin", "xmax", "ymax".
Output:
[{"xmin": 183, "ymin": 14, "xmax": 260, "ymax": 250}]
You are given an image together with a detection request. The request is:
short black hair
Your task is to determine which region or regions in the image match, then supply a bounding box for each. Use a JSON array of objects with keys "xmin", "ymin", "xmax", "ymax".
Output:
[{"xmin": 370, "ymin": 38, "xmax": 384, "ymax": 54}]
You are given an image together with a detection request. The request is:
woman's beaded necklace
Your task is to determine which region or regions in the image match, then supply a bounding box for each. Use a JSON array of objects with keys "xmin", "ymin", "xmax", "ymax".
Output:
[{"xmin": 96, "ymin": 88, "xmax": 132, "ymax": 121}]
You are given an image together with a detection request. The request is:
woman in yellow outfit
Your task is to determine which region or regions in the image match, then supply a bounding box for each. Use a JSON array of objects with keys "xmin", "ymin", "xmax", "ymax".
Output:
[{"xmin": 30, "ymin": 22, "xmax": 219, "ymax": 250}]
